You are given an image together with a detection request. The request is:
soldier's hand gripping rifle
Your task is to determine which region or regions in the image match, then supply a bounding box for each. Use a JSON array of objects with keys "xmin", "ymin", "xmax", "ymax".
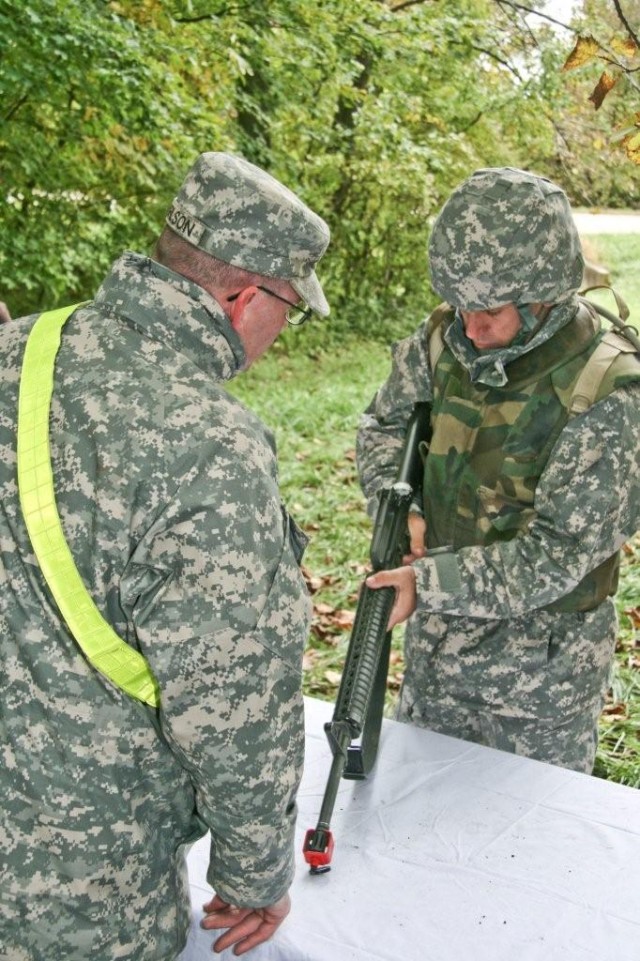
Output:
[{"xmin": 303, "ymin": 402, "xmax": 430, "ymax": 874}]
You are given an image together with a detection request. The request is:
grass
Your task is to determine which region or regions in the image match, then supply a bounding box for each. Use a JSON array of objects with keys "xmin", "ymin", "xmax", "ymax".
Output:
[
  {"xmin": 593, "ymin": 541, "xmax": 640, "ymax": 787},
  {"xmin": 581, "ymin": 235, "xmax": 640, "ymax": 346},
  {"xmin": 584, "ymin": 233, "xmax": 640, "ymax": 786},
  {"xmin": 227, "ymin": 237, "xmax": 639, "ymax": 788}
]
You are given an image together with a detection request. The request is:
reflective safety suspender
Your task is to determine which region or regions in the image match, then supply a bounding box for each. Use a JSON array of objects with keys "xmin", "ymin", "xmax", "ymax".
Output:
[{"xmin": 17, "ymin": 304, "xmax": 160, "ymax": 707}]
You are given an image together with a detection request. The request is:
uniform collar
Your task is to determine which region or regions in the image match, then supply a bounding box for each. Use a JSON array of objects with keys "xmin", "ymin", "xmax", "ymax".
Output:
[{"xmin": 94, "ymin": 251, "xmax": 246, "ymax": 381}]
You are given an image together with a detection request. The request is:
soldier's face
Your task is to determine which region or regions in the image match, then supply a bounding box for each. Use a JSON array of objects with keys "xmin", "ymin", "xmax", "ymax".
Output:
[
  {"xmin": 459, "ymin": 304, "xmax": 522, "ymax": 350},
  {"xmin": 228, "ymin": 283, "xmax": 293, "ymax": 368}
]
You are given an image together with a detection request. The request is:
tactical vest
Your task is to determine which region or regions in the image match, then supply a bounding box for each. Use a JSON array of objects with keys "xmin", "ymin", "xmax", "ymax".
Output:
[{"xmin": 423, "ymin": 301, "xmax": 640, "ymax": 613}]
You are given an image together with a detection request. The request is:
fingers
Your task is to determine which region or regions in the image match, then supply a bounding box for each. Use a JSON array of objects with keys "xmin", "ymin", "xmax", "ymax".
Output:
[
  {"xmin": 366, "ymin": 567, "xmax": 417, "ymax": 628},
  {"xmin": 201, "ymin": 894, "xmax": 291, "ymax": 955},
  {"xmin": 408, "ymin": 512, "xmax": 426, "ymax": 559},
  {"xmin": 202, "ymin": 894, "xmax": 230, "ymax": 915},
  {"xmin": 213, "ymin": 912, "xmax": 282, "ymax": 955},
  {"xmin": 201, "ymin": 902, "xmax": 251, "ymax": 932}
]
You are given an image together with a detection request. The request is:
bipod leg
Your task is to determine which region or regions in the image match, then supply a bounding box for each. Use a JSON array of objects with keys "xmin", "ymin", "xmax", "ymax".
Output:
[{"xmin": 303, "ymin": 733, "xmax": 348, "ymax": 873}]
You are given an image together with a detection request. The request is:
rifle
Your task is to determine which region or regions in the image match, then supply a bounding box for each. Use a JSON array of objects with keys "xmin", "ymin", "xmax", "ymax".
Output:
[{"xmin": 303, "ymin": 402, "xmax": 430, "ymax": 874}]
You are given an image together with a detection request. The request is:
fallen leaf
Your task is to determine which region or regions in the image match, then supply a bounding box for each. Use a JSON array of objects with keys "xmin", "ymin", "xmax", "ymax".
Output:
[
  {"xmin": 329, "ymin": 609, "xmax": 356, "ymax": 630},
  {"xmin": 324, "ymin": 669, "xmax": 343, "ymax": 685},
  {"xmin": 310, "ymin": 623, "xmax": 338, "ymax": 642},
  {"xmin": 602, "ymin": 703, "xmax": 627, "ymax": 718},
  {"xmin": 314, "ymin": 602, "xmax": 336, "ymax": 615},
  {"xmin": 623, "ymin": 606, "xmax": 640, "ymax": 628}
]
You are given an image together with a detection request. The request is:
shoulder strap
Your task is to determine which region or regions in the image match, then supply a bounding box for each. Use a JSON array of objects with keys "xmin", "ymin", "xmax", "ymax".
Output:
[
  {"xmin": 17, "ymin": 304, "xmax": 160, "ymax": 707},
  {"xmin": 427, "ymin": 303, "xmax": 452, "ymax": 375},
  {"xmin": 569, "ymin": 329, "xmax": 638, "ymax": 415},
  {"xmin": 569, "ymin": 294, "xmax": 640, "ymax": 416}
]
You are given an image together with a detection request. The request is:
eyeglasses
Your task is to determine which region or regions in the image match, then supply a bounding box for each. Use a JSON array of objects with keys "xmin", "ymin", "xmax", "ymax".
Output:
[{"xmin": 227, "ymin": 285, "xmax": 313, "ymax": 327}]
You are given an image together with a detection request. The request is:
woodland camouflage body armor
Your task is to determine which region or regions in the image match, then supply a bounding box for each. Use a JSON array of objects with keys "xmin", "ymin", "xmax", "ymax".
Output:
[{"xmin": 423, "ymin": 301, "xmax": 640, "ymax": 613}]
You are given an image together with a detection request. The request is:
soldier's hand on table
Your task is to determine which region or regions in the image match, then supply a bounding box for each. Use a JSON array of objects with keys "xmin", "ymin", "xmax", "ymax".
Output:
[{"xmin": 201, "ymin": 892, "xmax": 291, "ymax": 955}]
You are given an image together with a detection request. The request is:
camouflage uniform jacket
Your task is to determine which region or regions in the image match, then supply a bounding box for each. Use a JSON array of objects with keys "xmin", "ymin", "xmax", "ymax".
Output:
[
  {"xmin": 0, "ymin": 253, "xmax": 311, "ymax": 960},
  {"xmin": 358, "ymin": 299, "xmax": 640, "ymax": 624}
]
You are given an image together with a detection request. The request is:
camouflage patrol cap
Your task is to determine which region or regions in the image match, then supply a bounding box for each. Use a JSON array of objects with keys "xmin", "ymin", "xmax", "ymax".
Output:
[
  {"xmin": 428, "ymin": 167, "xmax": 584, "ymax": 310},
  {"xmin": 166, "ymin": 152, "xmax": 330, "ymax": 316}
]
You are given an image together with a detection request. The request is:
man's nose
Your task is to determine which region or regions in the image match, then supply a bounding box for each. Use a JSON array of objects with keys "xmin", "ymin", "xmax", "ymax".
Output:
[{"xmin": 462, "ymin": 311, "xmax": 485, "ymax": 334}]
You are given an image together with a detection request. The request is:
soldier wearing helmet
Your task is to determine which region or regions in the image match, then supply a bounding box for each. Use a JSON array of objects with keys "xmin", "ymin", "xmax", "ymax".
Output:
[{"xmin": 357, "ymin": 167, "xmax": 639, "ymax": 773}]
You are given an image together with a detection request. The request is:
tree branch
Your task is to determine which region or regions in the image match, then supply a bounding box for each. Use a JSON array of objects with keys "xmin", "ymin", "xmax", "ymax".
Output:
[
  {"xmin": 613, "ymin": 0, "xmax": 640, "ymax": 48},
  {"xmin": 468, "ymin": 42, "xmax": 525, "ymax": 81},
  {"xmin": 495, "ymin": 0, "xmax": 578, "ymax": 35},
  {"xmin": 497, "ymin": 0, "xmax": 640, "ymax": 95},
  {"xmin": 4, "ymin": 93, "xmax": 29, "ymax": 123},
  {"xmin": 172, "ymin": 3, "xmax": 251, "ymax": 22},
  {"xmin": 388, "ymin": 0, "xmax": 436, "ymax": 12}
]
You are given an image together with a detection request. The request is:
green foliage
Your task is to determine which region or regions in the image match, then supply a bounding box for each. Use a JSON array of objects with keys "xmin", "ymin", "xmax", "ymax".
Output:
[
  {"xmin": 0, "ymin": 0, "xmax": 236, "ymax": 313},
  {"xmin": 2, "ymin": 0, "xmax": 618, "ymax": 339},
  {"xmin": 539, "ymin": 0, "xmax": 640, "ymax": 203}
]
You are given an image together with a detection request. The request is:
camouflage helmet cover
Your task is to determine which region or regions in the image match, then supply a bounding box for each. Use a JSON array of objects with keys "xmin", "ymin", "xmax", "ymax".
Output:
[{"xmin": 428, "ymin": 167, "xmax": 584, "ymax": 310}]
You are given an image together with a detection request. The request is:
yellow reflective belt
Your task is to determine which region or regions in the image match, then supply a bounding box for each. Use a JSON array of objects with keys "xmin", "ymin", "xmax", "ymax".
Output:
[{"xmin": 17, "ymin": 304, "xmax": 160, "ymax": 707}]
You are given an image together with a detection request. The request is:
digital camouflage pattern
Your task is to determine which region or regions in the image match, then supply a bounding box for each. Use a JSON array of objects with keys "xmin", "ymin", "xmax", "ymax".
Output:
[
  {"xmin": 0, "ymin": 252, "xmax": 311, "ymax": 959},
  {"xmin": 428, "ymin": 167, "xmax": 584, "ymax": 310},
  {"xmin": 166, "ymin": 152, "xmax": 330, "ymax": 317},
  {"xmin": 357, "ymin": 168, "xmax": 639, "ymax": 773}
]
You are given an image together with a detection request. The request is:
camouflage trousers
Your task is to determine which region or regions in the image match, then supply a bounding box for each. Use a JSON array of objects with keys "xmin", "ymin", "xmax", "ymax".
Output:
[{"xmin": 396, "ymin": 601, "xmax": 617, "ymax": 773}]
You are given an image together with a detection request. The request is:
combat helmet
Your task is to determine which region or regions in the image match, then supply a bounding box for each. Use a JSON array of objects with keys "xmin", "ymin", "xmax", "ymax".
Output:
[{"xmin": 428, "ymin": 167, "xmax": 584, "ymax": 310}]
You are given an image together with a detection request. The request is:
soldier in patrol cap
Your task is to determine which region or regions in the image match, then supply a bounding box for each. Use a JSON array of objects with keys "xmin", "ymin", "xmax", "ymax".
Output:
[
  {"xmin": 0, "ymin": 153, "xmax": 329, "ymax": 958},
  {"xmin": 358, "ymin": 167, "xmax": 639, "ymax": 773}
]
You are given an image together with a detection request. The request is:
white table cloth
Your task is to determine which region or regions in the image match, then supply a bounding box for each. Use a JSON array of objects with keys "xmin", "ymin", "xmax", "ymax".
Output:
[{"xmin": 181, "ymin": 696, "xmax": 640, "ymax": 960}]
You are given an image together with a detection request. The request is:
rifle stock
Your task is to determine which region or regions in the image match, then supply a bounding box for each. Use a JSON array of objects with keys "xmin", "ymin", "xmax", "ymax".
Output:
[{"xmin": 303, "ymin": 402, "xmax": 430, "ymax": 873}]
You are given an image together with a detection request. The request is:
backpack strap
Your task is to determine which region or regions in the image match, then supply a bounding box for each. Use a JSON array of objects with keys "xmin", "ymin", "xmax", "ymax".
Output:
[
  {"xmin": 17, "ymin": 304, "xmax": 160, "ymax": 707},
  {"xmin": 427, "ymin": 303, "xmax": 452, "ymax": 376},
  {"xmin": 569, "ymin": 329, "xmax": 638, "ymax": 415}
]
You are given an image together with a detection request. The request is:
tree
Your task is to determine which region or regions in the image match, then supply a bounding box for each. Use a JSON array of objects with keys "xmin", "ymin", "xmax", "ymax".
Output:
[
  {"xmin": 0, "ymin": 0, "xmax": 235, "ymax": 313},
  {"xmin": 496, "ymin": 0, "xmax": 640, "ymax": 166},
  {"xmin": 0, "ymin": 0, "xmax": 636, "ymax": 336}
]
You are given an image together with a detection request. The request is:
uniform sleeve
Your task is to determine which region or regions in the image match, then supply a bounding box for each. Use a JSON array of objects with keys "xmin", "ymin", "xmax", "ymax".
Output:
[
  {"xmin": 356, "ymin": 318, "xmax": 433, "ymax": 514},
  {"xmin": 413, "ymin": 384, "xmax": 640, "ymax": 619},
  {"xmin": 120, "ymin": 430, "xmax": 311, "ymax": 908}
]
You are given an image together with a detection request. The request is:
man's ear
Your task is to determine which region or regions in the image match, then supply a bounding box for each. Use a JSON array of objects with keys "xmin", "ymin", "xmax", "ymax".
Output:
[{"xmin": 227, "ymin": 286, "xmax": 258, "ymax": 331}]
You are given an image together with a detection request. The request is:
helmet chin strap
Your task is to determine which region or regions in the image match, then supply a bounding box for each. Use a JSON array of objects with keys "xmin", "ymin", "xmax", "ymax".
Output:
[
  {"xmin": 517, "ymin": 303, "xmax": 541, "ymax": 331},
  {"xmin": 517, "ymin": 302, "xmax": 554, "ymax": 342}
]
